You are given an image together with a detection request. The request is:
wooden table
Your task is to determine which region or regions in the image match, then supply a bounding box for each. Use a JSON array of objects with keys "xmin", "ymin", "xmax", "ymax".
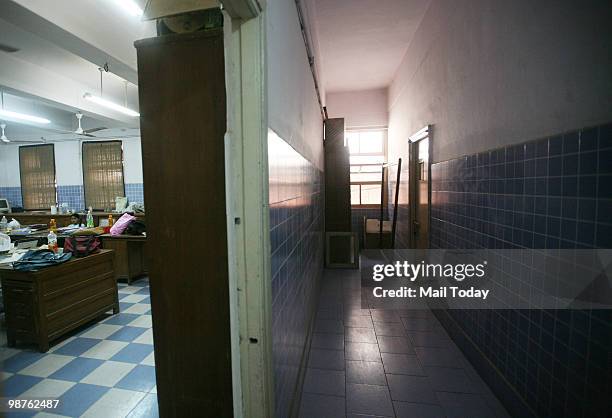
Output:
[
  {"xmin": 0, "ymin": 250, "xmax": 118, "ymax": 351},
  {"xmin": 100, "ymin": 234, "xmax": 147, "ymax": 284},
  {"xmin": 9, "ymin": 212, "xmax": 145, "ymax": 228}
]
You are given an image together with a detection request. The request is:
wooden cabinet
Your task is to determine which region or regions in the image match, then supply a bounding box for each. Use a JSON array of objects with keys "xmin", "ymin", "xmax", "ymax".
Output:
[
  {"xmin": 0, "ymin": 250, "xmax": 118, "ymax": 351},
  {"xmin": 100, "ymin": 235, "xmax": 147, "ymax": 284},
  {"xmin": 135, "ymin": 29, "xmax": 233, "ymax": 417}
]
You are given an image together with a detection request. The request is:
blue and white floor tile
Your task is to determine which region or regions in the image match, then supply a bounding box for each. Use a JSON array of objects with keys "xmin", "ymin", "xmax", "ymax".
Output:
[{"xmin": 0, "ymin": 278, "xmax": 158, "ymax": 418}]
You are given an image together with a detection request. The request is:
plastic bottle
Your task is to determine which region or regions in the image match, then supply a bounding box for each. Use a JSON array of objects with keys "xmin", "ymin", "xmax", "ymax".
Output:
[
  {"xmin": 108, "ymin": 214, "xmax": 114, "ymax": 227},
  {"xmin": 48, "ymin": 219, "xmax": 58, "ymax": 253},
  {"xmin": 87, "ymin": 207, "xmax": 94, "ymax": 228},
  {"xmin": 0, "ymin": 215, "xmax": 7, "ymax": 231}
]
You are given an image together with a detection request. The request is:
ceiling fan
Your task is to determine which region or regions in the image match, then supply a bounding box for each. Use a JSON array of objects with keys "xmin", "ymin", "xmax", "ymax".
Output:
[
  {"xmin": 1, "ymin": 123, "xmax": 8, "ymax": 143},
  {"xmin": 74, "ymin": 112, "xmax": 106, "ymax": 137},
  {"xmin": 0, "ymin": 123, "xmax": 46, "ymax": 144}
]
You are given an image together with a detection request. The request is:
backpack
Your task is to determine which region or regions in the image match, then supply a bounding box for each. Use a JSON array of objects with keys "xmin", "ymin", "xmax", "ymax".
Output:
[
  {"xmin": 13, "ymin": 249, "xmax": 72, "ymax": 271},
  {"xmin": 64, "ymin": 236, "xmax": 101, "ymax": 257}
]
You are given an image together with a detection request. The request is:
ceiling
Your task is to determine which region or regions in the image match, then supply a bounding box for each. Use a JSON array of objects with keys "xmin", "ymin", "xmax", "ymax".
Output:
[
  {"xmin": 309, "ymin": 0, "xmax": 431, "ymax": 93},
  {"xmin": 0, "ymin": 91, "xmax": 139, "ymax": 145},
  {"xmin": 0, "ymin": 0, "xmax": 153, "ymax": 144}
]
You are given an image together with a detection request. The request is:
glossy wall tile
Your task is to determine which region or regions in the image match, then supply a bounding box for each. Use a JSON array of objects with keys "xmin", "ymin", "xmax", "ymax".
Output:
[
  {"xmin": 0, "ymin": 186, "xmax": 22, "ymax": 209},
  {"xmin": 125, "ymin": 183, "xmax": 145, "ymax": 206},
  {"xmin": 429, "ymin": 122, "xmax": 612, "ymax": 418},
  {"xmin": 57, "ymin": 185, "xmax": 84, "ymax": 211},
  {"xmin": 268, "ymin": 130, "xmax": 324, "ymax": 417},
  {"xmin": 0, "ymin": 183, "xmax": 144, "ymax": 213}
]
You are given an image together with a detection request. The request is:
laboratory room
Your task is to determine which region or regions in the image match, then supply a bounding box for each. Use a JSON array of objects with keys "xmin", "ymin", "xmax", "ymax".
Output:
[{"xmin": 0, "ymin": 2, "xmax": 157, "ymax": 416}]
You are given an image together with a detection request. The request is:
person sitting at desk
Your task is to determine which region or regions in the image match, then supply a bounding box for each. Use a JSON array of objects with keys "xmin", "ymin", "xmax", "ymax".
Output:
[{"xmin": 68, "ymin": 214, "xmax": 84, "ymax": 228}]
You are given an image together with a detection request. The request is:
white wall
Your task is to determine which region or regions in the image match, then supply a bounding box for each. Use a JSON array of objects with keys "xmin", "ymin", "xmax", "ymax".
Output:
[
  {"xmin": 326, "ymin": 88, "xmax": 388, "ymax": 129},
  {"xmin": 0, "ymin": 138, "xmax": 143, "ymax": 188},
  {"xmin": 55, "ymin": 142, "xmax": 82, "ymax": 185},
  {"xmin": 267, "ymin": 0, "xmax": 324, "ymax": 169},
  {"xmin": 388, "ymin": 0, "xmax": 612, "ymax": 163},
  {"xmin": 0, "ymin": 146, "xmax": 21, "ymax": 187},
  {"xmin": 122, "ymin": 139, "xmax": 143, "ymax": 184}
]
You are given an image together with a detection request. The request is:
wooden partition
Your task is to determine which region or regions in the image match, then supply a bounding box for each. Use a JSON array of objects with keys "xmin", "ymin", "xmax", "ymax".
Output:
[
  {"xmin": 324, "ymin": 118, "xmax": 351, "ymax": 232},
  {"xmin": 135, "ymin": 30, "xmax": 233, "ymax": 417}
]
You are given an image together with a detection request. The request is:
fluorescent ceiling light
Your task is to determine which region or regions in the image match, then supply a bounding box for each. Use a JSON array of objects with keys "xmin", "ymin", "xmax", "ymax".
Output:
[
  {"xmin": 84, "ymin": 93, "xmax": 140, "ymax": 117},
  {"xmin": 0, "ymin": 109, "xmax": 51, "ymax": 124},
  {"xmin": 113, "ymin": 0, "xmax": 143, "ymax": 17}
]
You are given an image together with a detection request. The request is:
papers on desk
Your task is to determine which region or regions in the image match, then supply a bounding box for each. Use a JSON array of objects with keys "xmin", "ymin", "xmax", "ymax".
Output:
[
  {"xmin": 9, "ymin": 228, "xmax": 33, "ymax": 236},
  {"xmin": 58, "ymin": 226, "xmax": 81, "ymax": 233},
  {"xmin": 0, "ymin": 250, "xmax": 26, "ymax": 265}
]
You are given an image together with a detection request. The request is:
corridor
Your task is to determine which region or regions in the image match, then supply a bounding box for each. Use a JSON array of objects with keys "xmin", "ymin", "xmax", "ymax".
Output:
[{"xmin": 299, "ymin": 268, "xmax": 509, "ymax": 418}]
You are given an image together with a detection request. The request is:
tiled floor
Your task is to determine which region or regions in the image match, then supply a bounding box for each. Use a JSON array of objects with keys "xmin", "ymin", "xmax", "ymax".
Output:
[
  {"xmin": 0, "ymin": 278, "xmax": 158, "ymax": 418},
  {"xmin": 300, "ymin": 269, "xmax": 510, "ymax": 418}
]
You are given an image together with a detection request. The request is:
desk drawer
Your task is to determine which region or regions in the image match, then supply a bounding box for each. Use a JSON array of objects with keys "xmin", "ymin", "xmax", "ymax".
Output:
[{"xmin": 4, "ymin": 286, "xmax": 34, "ymax": 304}]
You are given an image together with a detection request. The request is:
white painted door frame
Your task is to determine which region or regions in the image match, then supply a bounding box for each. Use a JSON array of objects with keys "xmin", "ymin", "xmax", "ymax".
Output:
[{"xmin": 223, "ymin": 5, "xmax": 275, "ymax": 418}]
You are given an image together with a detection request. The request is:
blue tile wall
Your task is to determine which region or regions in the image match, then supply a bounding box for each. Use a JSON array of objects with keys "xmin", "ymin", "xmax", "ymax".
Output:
[
  {"xmin": 125, "ymin": 183, "xmax": 145, "ymax": 205},
  {"xmin": 430, "ymin": 123, "xmax": 612, "ymax": 418},
  {"xmin": 268, "ymin": 133, "xmax": 324, "ymax": 418},
  {"xmin": 0, "ymin": 186, "xmax": 22, "ymax": 208},
  {"xmin": 57, "ymin": 185, "xmax": 84, "ymax": 212},
  {"xmin": 1, "ymin": 183, "xmax": 145, "ymax": 213}
]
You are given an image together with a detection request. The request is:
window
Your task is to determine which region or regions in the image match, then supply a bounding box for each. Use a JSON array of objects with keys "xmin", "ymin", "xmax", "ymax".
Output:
[
  {"xmin": 82, "ymin": 141, "xmax": 125, "ymax": 210},
  {"xmin": 346, "ymin": 129, "xmax": 386, "ymax": 206},
  {"xmin": 19, "ymin": 144, "xmax": 57, "ymax": 210}
]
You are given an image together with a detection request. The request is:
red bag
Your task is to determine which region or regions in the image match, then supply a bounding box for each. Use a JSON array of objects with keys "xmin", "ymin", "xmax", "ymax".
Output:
[{"xmin": 63, "ymin": 236, "xmax": 101, "ymax": 257}]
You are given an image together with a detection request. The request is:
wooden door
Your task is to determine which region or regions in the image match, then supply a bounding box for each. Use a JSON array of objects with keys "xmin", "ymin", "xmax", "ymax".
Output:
[{"xmin": 409, "ymin": 134, "xmax": 431, "ymax": 249}]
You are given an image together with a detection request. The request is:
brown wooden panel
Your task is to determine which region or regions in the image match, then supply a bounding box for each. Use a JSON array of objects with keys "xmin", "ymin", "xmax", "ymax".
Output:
[
  {"xmin": 135, "ymin": 29, "xmax": 233, "ymax": 417},
  {"xmin": 0, "ymin": 250, "xmax": 118, "ymax": 351},
  {"xmin": 41, "ymin": 262, "xmax": 114, "ymax": 296},
  {"xmin": 101, "ymin": 239, "xmax": 129, "ymax": 278},
  {"xmin": 325, "ymin": 118, "xmax": 351, "ymax": 232},
  {"xmin": 10, "ymin": 214, "xmax": 72, "ymax": 227},
  {"xmin": 44, "ymin": 274, "xmax": 115, "ymax": 313}
]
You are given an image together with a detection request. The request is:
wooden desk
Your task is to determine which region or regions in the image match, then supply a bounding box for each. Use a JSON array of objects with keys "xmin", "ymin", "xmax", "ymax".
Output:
[
  {"xmin": 0, "ymin": 250, "xmax": 117, "ymax": 352},
  {"xmin": 8, "ymin": 230, "xmax": 70, "ymax": 247},
  {"xmin": 9, "ymin": 212, "xmax": 145, "ymax": 228},
  {"xmin": 100, "ymin": 234, "xmax": 147, "ymax": 284},
  {"xmin": 9, "ymin": 213, "xmax": 73, "ymax": 227}
]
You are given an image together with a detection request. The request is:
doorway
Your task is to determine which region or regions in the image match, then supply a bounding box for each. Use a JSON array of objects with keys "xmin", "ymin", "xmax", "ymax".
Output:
[{"xmin": 409, "ymin": 126, "xmax": 431, "ymax": 248}]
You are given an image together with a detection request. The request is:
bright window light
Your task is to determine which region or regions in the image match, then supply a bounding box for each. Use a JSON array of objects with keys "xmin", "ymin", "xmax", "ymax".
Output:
[
  {"xmin": 113, "ymin": 0, "xmax": 143, "ymax": 17},
  {"xmin": 347, "ymin": 129, "xmax": 387, "ymax": 206},
  {"xmin": 84, "ymin": 93, "xmax": 140, "ymax": 117},
  {"xmin": 0, "ymin": 109, "xmax": 51, "ymax": 124}
]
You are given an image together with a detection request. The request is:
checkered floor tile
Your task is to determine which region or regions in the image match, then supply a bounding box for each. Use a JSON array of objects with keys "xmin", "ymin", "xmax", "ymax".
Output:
[{"xmin": 0, "ymin": 278, "xmax": 158, "ymax": 418}]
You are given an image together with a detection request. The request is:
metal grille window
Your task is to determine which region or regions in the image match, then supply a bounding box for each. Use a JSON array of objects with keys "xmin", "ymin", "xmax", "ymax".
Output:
[
  {"xmin": 19, "ymin": 144, "xmax": 57, "ymax": 210},
  {"xmin": 82, "ymin": 141, "xmax": 125, "ymax": 210},
  {"xmin": 346, "ymin": 129, "xmax": 386, "ymax": 207}
]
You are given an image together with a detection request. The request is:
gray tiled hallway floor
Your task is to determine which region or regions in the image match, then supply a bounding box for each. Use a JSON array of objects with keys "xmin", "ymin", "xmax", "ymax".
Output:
[{"xmin": 299, "ymin": 269, "xmax": 510, "ymax": 418}]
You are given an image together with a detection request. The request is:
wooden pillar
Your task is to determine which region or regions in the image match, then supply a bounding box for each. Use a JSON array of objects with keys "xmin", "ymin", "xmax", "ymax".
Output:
[{"xmin": 135, "ymin": 30, "xmax": 233, "ymax": 417}]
